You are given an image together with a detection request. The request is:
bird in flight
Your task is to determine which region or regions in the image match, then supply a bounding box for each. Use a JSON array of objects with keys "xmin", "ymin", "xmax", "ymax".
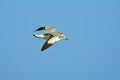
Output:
[{"xmin": 33, "ymin": 26, "xmax": 68, "ymax": 51}]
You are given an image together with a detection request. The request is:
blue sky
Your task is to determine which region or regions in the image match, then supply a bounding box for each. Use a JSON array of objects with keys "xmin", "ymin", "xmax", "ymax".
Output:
[{"xmin": 0, "ymin": 0, "xmax": 120, "ymax": 80}]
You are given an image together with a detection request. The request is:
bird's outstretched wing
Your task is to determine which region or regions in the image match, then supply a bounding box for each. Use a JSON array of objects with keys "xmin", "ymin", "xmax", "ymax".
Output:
[{"xmin": 35, "ymin": 26, "xmax": 56, "ymax": 33}]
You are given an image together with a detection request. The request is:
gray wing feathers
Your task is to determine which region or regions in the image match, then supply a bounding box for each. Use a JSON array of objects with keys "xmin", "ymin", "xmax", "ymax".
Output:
[{"xmin": 44, "ymin": 27, "xmax": 56, "ymax": 33}]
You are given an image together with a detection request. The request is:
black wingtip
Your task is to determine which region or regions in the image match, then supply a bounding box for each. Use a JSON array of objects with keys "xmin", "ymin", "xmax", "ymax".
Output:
[
  {"xmin": 33, "ymin": 34, "xmax": 35, "ymax": 36},
  {"xmin": 41, "ymin": 46, "xmax": 47, "ymax": 51},
  {"xmin": 33, "ymin": 34, "xmax": 37, "ymax": 37},
  {"xmin": 41, "ymin": 48, "xmax": 46, "ymax": 51},
  {"xmin": 35, "ymin": 26, "xmax": 46, "ymax": 31},
  {"xmin": 41, "ymin": 49, "xmax": 44, "ymax": 51}
]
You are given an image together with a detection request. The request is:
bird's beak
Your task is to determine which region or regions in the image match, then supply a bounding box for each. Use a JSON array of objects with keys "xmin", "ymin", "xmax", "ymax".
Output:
[{"xmin": 64, "ymin": 38, "xmax": 68, "ymax": 40}]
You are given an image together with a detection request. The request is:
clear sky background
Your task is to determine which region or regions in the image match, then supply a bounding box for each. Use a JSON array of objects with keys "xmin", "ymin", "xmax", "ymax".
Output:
[{"xmin": 0, "ymin": 0, "xmax": 120, "ymax": 80}]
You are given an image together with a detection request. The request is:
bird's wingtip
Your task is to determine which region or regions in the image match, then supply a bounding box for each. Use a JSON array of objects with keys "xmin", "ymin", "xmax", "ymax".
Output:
[{"xmin": 41, "ymin": 48, "xmax": 45, "ymax": 51}]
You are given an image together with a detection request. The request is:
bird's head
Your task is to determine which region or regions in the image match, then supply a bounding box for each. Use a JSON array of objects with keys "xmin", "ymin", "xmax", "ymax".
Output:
[{"xmin": 59, "ymin": 35, "xmax": 68, "ymax": 40}]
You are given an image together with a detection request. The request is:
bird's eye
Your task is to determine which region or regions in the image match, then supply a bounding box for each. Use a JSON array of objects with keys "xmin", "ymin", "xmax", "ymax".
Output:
[{"xmin": 59, "ymin": 36, "xmax": 63, "ymax": 38}]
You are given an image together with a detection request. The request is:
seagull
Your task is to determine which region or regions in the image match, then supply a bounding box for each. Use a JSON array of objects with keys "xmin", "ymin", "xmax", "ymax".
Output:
[{"xmin": 33, "ymin": 26, "xmax": 68, "ymax": 51}]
